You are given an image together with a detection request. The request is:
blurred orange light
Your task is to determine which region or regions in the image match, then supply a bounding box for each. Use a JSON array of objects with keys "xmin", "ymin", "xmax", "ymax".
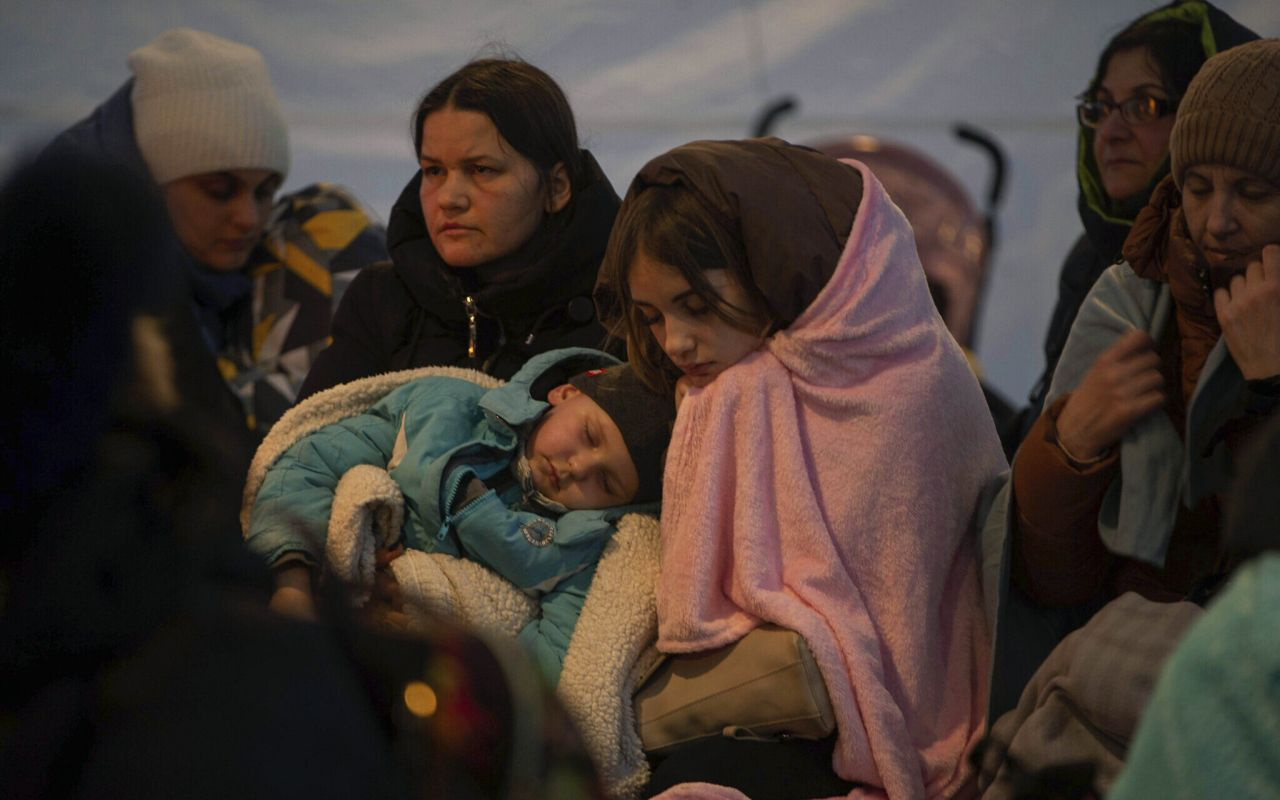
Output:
[{"xmin": 403, "ymin": 681, "xmax": 438, "ymax": 718}]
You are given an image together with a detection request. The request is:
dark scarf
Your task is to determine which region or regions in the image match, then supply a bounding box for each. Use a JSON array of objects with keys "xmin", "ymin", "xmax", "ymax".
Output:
[
  {"xmin": 187, "ymin": 262, "xmax": 253, "ymax": 353},
  {"xmin": 1124, "ymin": 175, "xmax": 1220, "ymax": 404}
]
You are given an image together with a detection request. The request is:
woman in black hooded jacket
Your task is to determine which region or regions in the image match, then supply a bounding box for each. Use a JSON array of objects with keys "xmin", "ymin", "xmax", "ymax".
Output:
[{"xmin": 299, "ymin": 58, "xmax": 621, "ymax": 398}]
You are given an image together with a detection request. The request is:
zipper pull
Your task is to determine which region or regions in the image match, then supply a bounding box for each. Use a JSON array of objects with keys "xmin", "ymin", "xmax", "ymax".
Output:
[{"xmin": 464, "ymin": 295, "xmax": 478, "ymax": 362}]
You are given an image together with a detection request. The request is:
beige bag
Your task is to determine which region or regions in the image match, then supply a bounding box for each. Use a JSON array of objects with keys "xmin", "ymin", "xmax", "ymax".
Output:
[{"xmin": 633, "ymin": 624, "xmax": 836, "ymax": 754}]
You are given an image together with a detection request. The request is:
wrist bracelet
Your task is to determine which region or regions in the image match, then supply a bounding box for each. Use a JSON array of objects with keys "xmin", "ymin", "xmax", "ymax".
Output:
[{"xmin": 1054, "ymin": 434, "xmax": 1112, "ymax": 470}]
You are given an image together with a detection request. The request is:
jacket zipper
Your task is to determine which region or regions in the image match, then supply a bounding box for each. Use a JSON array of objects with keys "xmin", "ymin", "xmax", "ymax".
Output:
[
  {"xmin": 463, "ymin": 295, "xmax": 508, "ymax": 372},
  {"xmin": 464, "ymin": 295, "xmax": 478, "ymax": 362},
  {"xmin": 437, "ymin": 469, "xmax": 488, "ymax": 541}
]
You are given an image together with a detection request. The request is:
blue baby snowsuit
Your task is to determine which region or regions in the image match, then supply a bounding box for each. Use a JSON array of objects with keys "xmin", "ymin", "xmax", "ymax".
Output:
[{"xmin": 246, "ymin": 348, "xmax": 654, "ymax": 679}]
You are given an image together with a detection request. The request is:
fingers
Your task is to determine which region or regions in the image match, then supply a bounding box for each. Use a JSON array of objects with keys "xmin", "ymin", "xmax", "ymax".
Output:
[
  {"xmin": 1215, "ymin": 248, "xmax": 1280, "ymax": 308},
  {"xmin": 1228, "ymin": 268, "xmax": 1251, "ymax": 305},
  {"xmin": 1214, "ymin": 284, "xmax": 1230, "ymax": 323},
  {"xmin": 1125, "ymin": 362, "xmax": 1165, "ymax": 396},
  {"xmin": 1111, "ymin": 345, "xmax": 1162, "ymax": 378},
  {"xmin": 1127, "ymin": 381, "xmax": 1166, "ymax": 418},
  {"xmin": 1102, "ymin": 329, "xmax": 1158, "ymax": 362},
  {"xmin": 378, "ymin": 609, "xmax": 411, "ymax": 631},
  {"xmin": 1056, "ymin": 328, "xmax": 1165, "ymax": 459},
  {"xmin": 1096, "ymin": 330, "xmax": 1162, "ymax": 389},
  {"xmin": 1213, "ymin": 253, "xmax": 1280, "ymax": 331},
  {"xmin": 1214, "ymin": 247, "xmax": 1280, "ymax": 380},
  {"xmin": 1261, "ymin": 243, "xmax": 1280, "ymax": 277},
  {"xmin": 375, "ymin": 544, "xmax": 404, "ymax": 568},
  {"xmin": 362, "ymin": 603, "xmax": 410, "ymax": 633},
  {"xmin": 372, "ymin": 566, "xmax": 402, "ymax": 600}
]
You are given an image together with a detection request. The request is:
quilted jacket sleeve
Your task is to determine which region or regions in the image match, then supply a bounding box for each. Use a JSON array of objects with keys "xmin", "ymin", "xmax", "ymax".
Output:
[
  {"xmin": 245, "ymin": 407, "xmax": 399, "ymax": 566},
  {"xmin": 1010, "ymin": 394, "xmax": 1119, "ymax": 606},
  {"xmin": 444, "ymin": 476, "xmax": 612, "ymax": 593},
  {"xmin": 517, "ymin": 565, "xmax": 597, "ymax": 684}
]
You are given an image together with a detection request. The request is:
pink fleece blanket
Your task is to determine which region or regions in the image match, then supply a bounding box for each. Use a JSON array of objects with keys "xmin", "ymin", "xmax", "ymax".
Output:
[{"xmin": 655, "ymin": 161, "xmax": 1006, "ymax": 799}]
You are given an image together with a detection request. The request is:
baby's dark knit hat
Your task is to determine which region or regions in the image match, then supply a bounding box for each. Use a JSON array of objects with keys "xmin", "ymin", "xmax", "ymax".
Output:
[
  {"xmin": 1171, "ymin": 38, "xmax": 1280, "ymax": 187},
  {"xmin": 569, "ymin": 364, "xmax": 675, "ymax": 505}
]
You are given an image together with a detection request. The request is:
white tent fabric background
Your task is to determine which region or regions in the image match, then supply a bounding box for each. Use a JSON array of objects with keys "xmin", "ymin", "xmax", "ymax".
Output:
[{"xmin": 2, "ymin": 0, "xmax": 1277, "ymax": 403}]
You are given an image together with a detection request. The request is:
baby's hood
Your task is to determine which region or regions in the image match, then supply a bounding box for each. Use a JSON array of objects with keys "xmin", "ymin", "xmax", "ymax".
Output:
[{"xmin": 479, "ymin": 347, "xmax": 621, "ymax": 430}]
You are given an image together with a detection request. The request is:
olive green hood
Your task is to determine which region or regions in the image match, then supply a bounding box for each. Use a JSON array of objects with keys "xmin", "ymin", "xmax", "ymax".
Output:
[{"xmin": 1075, "ymin": 0, "xmax": 1257, "ymax": 258}]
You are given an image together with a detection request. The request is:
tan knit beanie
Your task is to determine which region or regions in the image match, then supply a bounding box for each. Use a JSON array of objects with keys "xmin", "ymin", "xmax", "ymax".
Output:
[
  {"xmin": 129, "ymin": 28, "xmax": 289, "ymax": 184},
  {"xmin": 1171, "ymin": 38, "xmax": 1280, "ymax": 187}
]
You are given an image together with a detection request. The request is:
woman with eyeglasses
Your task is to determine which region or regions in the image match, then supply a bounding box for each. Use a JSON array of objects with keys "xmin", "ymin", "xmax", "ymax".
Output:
[
  {"xmin": 980, "ymin": 36, "xmax": 1280, "ymax": 800},
  {"xmin": 1002, "ymin": 1, "xmax": 1256, "ymax": 456}
]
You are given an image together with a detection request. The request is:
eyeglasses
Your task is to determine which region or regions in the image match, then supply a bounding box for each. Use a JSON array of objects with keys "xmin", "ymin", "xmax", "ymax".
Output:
[{"xmin": 1076, "ymin": 92, "xmax": 1176, "ymax": 128}]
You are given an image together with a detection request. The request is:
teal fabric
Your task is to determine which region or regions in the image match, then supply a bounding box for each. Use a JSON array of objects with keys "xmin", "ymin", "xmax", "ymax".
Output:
[
  {"xmin": 517, "ymin": 566, "xmax": 598, "ymax": 680},
  {"xmin": 1109, "ymin": 554, "xmax": 1280, "ymax": 799}
]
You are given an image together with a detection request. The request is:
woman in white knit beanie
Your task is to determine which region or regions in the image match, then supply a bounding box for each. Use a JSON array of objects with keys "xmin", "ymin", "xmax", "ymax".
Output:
[
  {"xmin": 44, "ymin": 28, "xmax": 392, "ymax": 477},
  {"xmin": 39, "ymin": 27, "xmax": 294, "ymax": 474},
  {"xmin": 128, "ymin": 27, "xmax": 290, "ymax": 271}
]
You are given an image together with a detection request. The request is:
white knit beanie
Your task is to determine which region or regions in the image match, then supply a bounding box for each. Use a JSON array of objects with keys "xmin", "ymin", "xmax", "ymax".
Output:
[{"xmin": 129, "ymin": 28, "xmax": 290, "ymax": 184}]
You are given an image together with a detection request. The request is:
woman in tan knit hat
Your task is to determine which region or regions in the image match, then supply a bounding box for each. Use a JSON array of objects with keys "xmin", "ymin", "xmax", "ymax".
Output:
[
  {"xmin": 980, "ymin": 38, "xmax": 1280, "ymax": 797},
  {"xmin": 1172, "ymin": 38, "xmax": 1280, "ymax": 384}
]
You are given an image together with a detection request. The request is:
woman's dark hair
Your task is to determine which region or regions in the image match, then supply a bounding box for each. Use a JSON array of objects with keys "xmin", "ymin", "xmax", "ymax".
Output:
[
  {"xmin": 412, "ymin": 58, "xmax": 586, "ymax": 201},
  {"xmin": 599, "ymin": 184, "xmax": 776, "ymax": 392},
  {"xmin": 1089, "ymin": 15, "xmax": 1207, "ymax": 102}
]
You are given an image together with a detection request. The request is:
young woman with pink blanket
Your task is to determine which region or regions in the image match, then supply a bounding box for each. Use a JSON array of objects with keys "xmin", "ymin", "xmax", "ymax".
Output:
[{"xmin": 596, "ymin": 138, "xmax": 1007, "ymax": 799}]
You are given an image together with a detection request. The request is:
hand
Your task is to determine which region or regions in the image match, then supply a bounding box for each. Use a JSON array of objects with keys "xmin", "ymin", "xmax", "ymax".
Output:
[
  {"xmin": 375, "ymin": 544, "xmax": 405, "ymax": 569},
  {"xmin": 269, "ymin": 568, "xmax": 316, "ymax": 620},
  {"xmin": 1055, "ymin": 330, "xmax": 1165, "ymax": 461},
  {"xmin": 1213, "ymin": 244, "xmax": 1280, "ymax": 380},
  {"xmin": 363, "ymin": 546, "xmax": 410, "ymax": 631}
]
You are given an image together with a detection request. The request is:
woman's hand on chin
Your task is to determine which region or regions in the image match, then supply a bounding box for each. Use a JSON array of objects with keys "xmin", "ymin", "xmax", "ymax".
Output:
[
  {"xmin": 1056, "ymin": 330, "xmax": 1165, "ymax": 461},
  {"xmin": 1214, "ymin": 244, "xmax": 1280, "ymax": 381}
]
